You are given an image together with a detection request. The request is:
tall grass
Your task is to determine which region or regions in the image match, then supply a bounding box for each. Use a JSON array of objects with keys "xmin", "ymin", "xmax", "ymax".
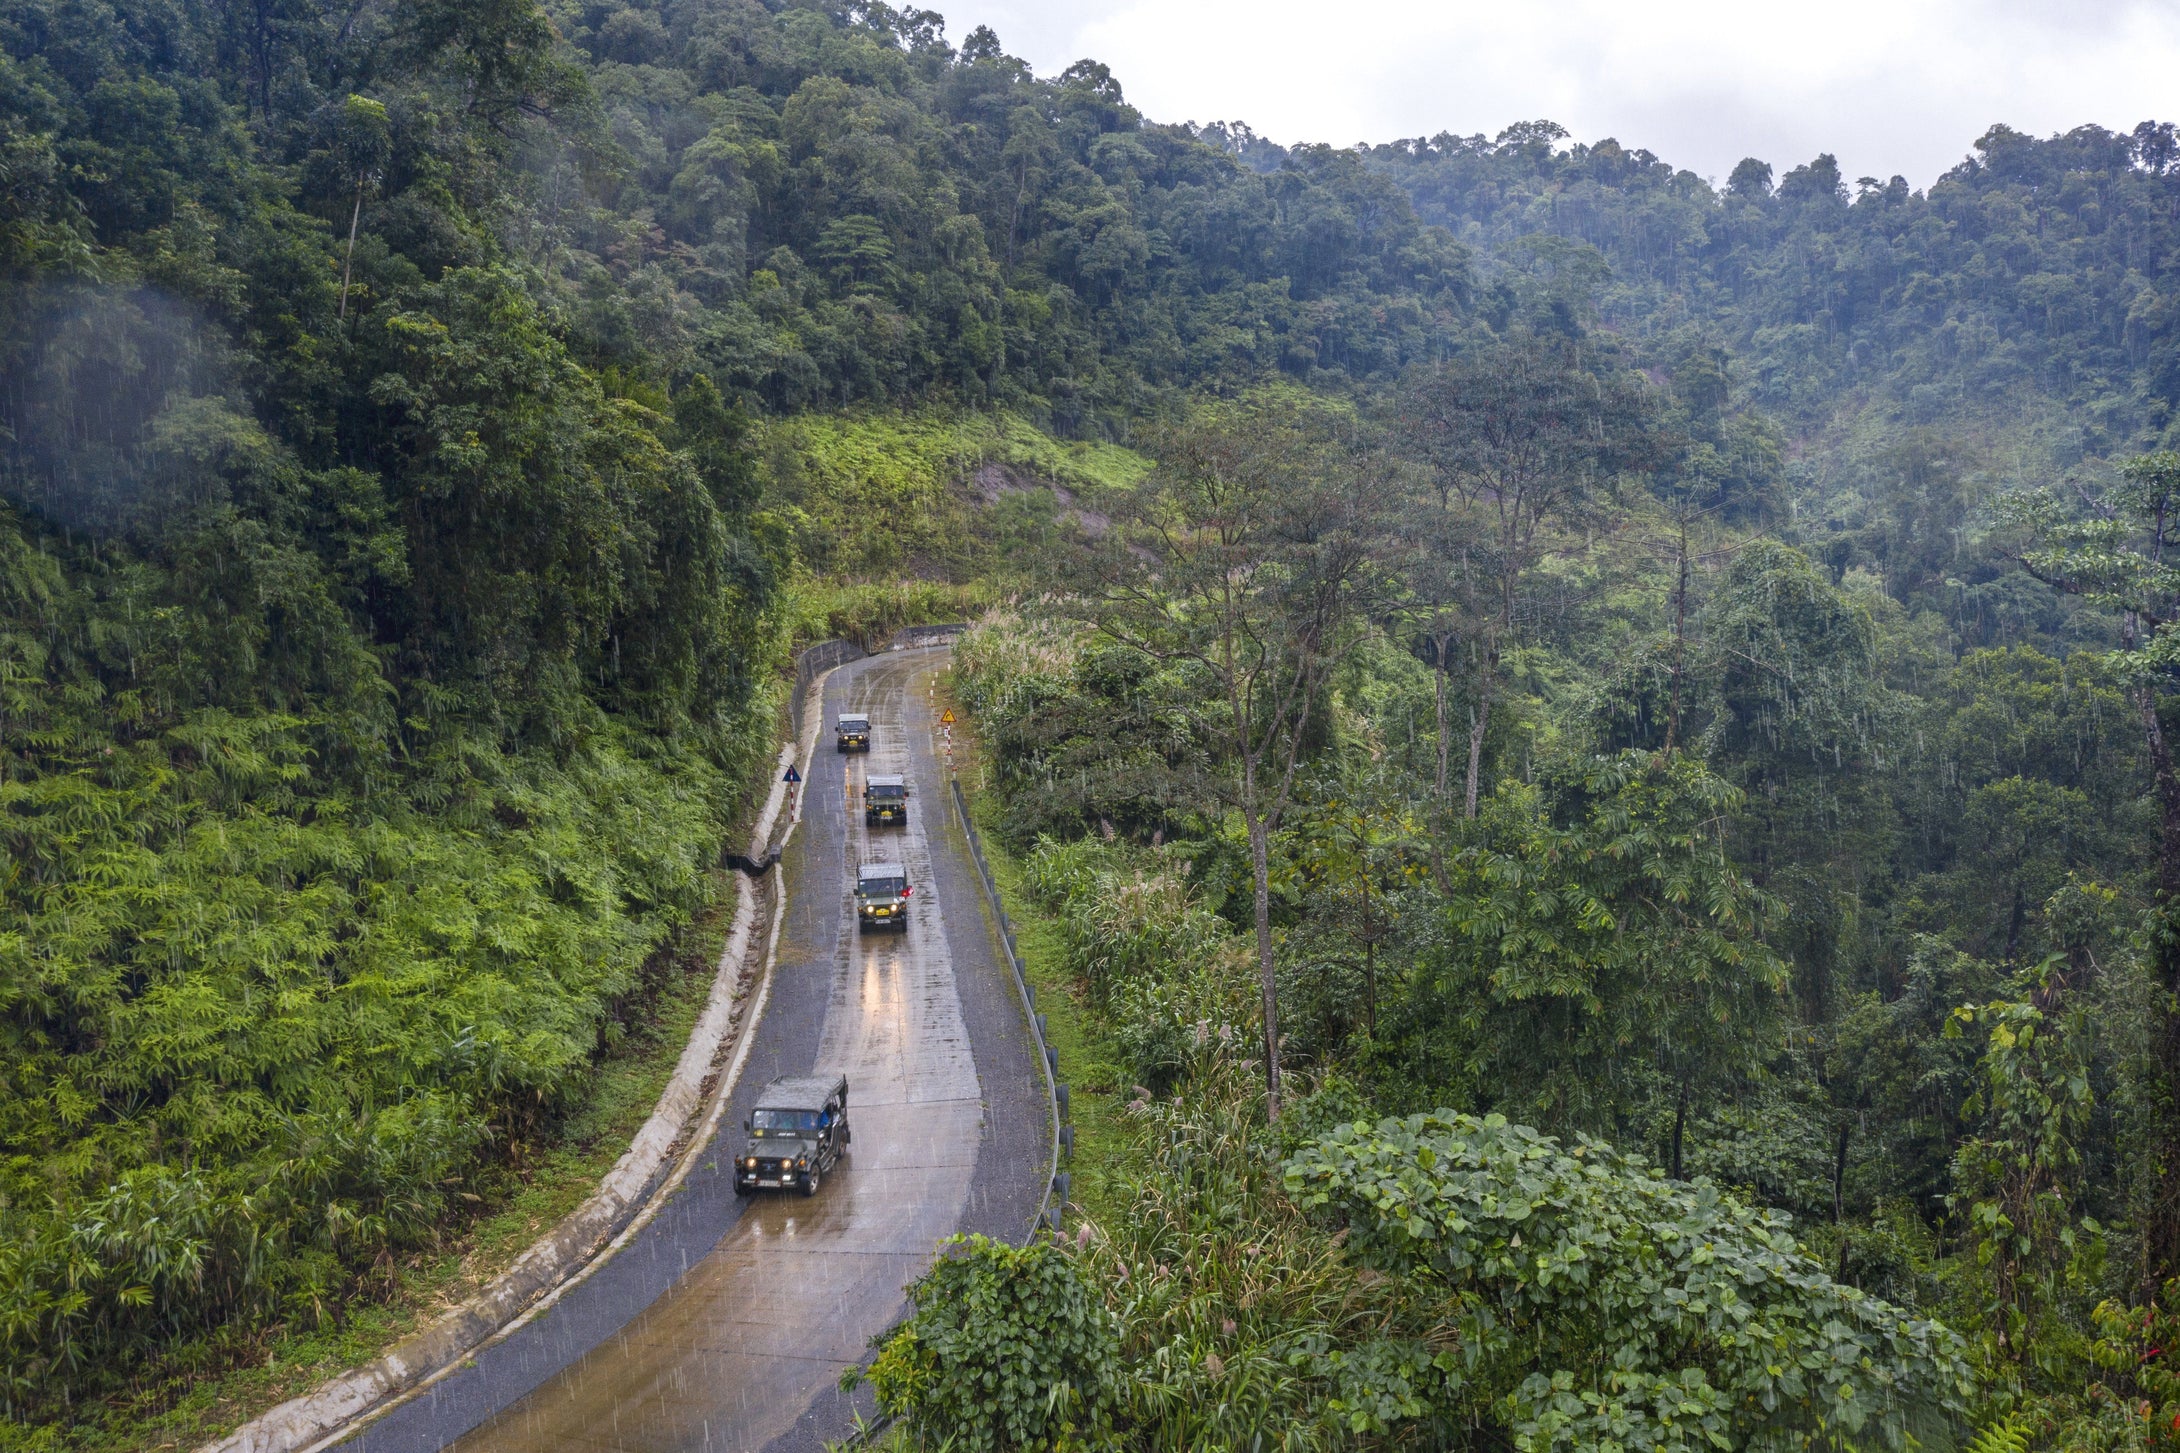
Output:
[
  {"xmin": 780, "ymin": 577, "xmax": 998, "ymax": 650},
  {"xmin": 1067, "ymin": 1062, "xmax": 1452, "ymax": 1452}
]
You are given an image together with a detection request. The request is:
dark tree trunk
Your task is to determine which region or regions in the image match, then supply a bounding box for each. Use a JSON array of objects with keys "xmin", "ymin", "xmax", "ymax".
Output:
[
  {"xmin": 1432, "ymin": 632, "xmax": 1452, "ymax": 801},
  {"xmin": 1363, "ymin": 937, "xmax": 1376, "ymax": 1039},
  {"xmin": 1464, "ymin": 649, "xmax": 1494, "ymax": 821},
  {"xmin": 1246, "ymin": 804, "xmax": 1282, "ymax": 1118},
  {"xmin": 1832, "ymin": 1120, "xmax": 1850, "ymax": 1224},
  {"xmin": 1666, "ymin": 518, "xmax": 1689, "ymax": 751}
]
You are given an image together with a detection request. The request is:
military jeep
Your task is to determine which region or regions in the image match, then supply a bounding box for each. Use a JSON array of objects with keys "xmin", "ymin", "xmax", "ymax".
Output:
[
  {"xmin": 864, "ymin": 773, "xmax": 908, "ymax": 826},
  {"xmin": 835, "ymin": 713, "xmax": 871, "ymax": 753},
  {"xmin": 733, "ymin": 1073, "xmax": 850, "ymax": 1197},
  {"xmin": 856, "ymin": 861, "xmax": 911, "ymax": 933}
]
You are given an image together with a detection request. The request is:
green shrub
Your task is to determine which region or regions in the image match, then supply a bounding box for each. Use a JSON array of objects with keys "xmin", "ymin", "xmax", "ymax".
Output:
[
  {"xmin": 1285, "ymin": 1111, "xmax": 1977, "ymax": 1453},
  {"xmin": 867, "ymin": 1234, "xmax": 1120, "ymax": 1452},
  {"xmin": 954, "ymin": 609, "xmax": 1212, "ymax": 846},
  {"xmin": 0, "ymin": 670, "xmax": 747, "ymax": 1418},
  {"xmin": 953, "ymin": 608, "xmax": 1083, "ymax": 730},
  {"xmin": 781, "ymin": 576, "xmax": 995, "ymax": 650}
]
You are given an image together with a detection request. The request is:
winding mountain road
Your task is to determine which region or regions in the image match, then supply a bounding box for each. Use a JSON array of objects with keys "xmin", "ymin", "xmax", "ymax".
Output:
[{"xmin": 337, "ymin": 646, "xmax": 1047, "ymax": 1453}]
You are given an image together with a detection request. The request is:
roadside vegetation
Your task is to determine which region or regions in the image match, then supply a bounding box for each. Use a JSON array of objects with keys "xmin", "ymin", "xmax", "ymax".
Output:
[{"xmin": 874, "ymin": 377, "xmax": 2180, "ymax": 1450}]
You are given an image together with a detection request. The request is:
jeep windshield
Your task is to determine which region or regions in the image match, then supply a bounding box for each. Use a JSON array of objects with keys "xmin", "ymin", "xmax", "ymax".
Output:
[
  {"xmin": 866, "ymin": 784, "xmax": 905, "ymax": 801},
  {"xmin": 751, "ymin": 1109, "xmax": 822, "ymax": 1135},
  {"xmin": 857, "ymin": 876, "xmax": 906, "ymax": 897}
]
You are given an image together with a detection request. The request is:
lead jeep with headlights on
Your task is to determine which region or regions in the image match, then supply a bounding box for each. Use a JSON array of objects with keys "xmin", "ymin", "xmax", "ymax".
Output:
[
  {"xmin": 856, "ymin": 861, "xmax": 911, "ymax": 933},
  {"xmin": 836, "ymin": 713, "xmax": 871, "ymax": 752},
  {"xmin": 864, "ymin": 774, "xmax": 908, "ymax": 826},
  {"xmin": 734, "ymin": 1074, "xmax": 849, "ymax": 1197}
]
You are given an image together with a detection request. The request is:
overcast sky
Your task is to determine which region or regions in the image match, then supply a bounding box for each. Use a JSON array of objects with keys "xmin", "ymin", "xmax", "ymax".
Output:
[{"xmin": 931, "ymin": 0, "xmax": 2180, "ymax": 189}]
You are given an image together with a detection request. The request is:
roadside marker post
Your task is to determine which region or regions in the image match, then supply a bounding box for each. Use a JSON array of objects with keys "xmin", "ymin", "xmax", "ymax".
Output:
[{"xmin": 782, "ymin": 762, "xmax": 800, "ymax": 818}]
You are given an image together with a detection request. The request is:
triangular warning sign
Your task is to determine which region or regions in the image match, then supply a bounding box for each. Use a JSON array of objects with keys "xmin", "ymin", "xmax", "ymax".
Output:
[
  {"xmin": 940, "ymin": 709, "xmax": 955, "ymax": 724},
  {"xmin": 782, "ymin": 765, "xmax": 802, "ymax": 783}
]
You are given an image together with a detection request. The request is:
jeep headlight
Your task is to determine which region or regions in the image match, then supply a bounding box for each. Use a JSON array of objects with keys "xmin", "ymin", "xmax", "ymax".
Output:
[{"xmin": 745, "ymin": 1157, "xmax": 757, "ymax": 1168}]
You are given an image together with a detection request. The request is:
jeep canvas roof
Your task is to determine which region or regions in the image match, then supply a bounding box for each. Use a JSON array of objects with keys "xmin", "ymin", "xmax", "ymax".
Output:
[
  {"xmin": 867, "ymin": 774, "xmax": 905, "ymax": 788},
  {"xmin": 857, "ymin": 861, "xmax": 907, "ymax": 882},
  {"xmin": 753, "ymin": 1073, "xmax": 847, "ymax": 1112},
  {"xmin": 839, "ymin": 713, "xmax": 869, "ymax": 725}
]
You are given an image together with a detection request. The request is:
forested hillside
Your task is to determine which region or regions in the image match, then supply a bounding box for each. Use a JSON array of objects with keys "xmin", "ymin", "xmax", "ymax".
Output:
[
  {"xmin": 4, "ymin": 0, "xmax": 2180, "ymax": 1446},
  {"xmin": 1362, "ymin": 121, "xmax": 2180, "ymax": 600}
]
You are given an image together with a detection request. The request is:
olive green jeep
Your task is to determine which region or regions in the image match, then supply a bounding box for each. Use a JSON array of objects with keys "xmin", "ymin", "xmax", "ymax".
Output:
[
  {"xmin": 864, "ymin": 773, "xmax": 908, "ymax": 825},
  {"xmin": 856, "ymin": 861, "xmax": 911, "ymax": 933},
  {"xmin": 733, "ymin": 1073, "xmax": 850, "ymax": 1197}
]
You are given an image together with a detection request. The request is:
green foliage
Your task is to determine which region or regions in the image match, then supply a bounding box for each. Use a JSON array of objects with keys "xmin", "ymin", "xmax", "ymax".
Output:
[
  {"xmin": 2068, "ymin": 1285, "xmax": 2180, "ymax": 1451},
  {"xmin": 866, "ymin": 1234, "xmax": 1121, "ymax": 1453},
  {"xmin": 760, "ymin": 409, "xmax": 1147, "ymax": 582},
  {"xmin": 1948, "ymin": 961, "xmax": 2107, "ymax": 1377},
  {"xmin": 1285, "ymin": 1110, "xmax": 1976, "ymax": 1453},
  {"xmin": 1965, "ymin": 1416, "xmax": 2032, "ymax": 1453},
  {"xmin": 1019, "ymin": 835, "xmax": 1248, "ymax": 1094},
  {"xmin": 954, "ymin": 608, "xmax": 1210, "ymax": 844},
  {"xmin": 1365, "ymin": 124, "xmax": 2180, "ymax": 453},
  {"xmin": 0, "ymin": 586, "xmax": 748, "ymax": 1415},
  {"xmin": 779, "ymin": 575, "xmax": 994, "ymax": 651},
  {"xmin": 555, "ymin": 6, "xmax": 1471, "ymax": 420},
  {"xmin": 1070, "ymin": 1059, "xmax": 1464, "ymax": 1450},
  {"xmin": 0, "ymin": 0, "xmax": 786, "ymax": 1418},
  {"xmin": 1400, "ymin": 750, "xmax": 1787, "ymax": 1137}
]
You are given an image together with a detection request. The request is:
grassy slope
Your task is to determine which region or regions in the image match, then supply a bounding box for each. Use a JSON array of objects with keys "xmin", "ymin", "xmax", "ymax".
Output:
[
  {"xmin": 74, "ymin": 877, "xmax": 738, "ymax": 1453},
  {"xmin": 761, "ymin": 408, "xmax": 1149, "ymax": 584}
]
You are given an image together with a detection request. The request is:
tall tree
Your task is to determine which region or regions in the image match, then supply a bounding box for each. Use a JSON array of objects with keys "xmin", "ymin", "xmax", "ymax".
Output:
[
  {"xmin": 1427, "ymin": 751, "xmax": 1788, "ymax": 1143},
  {"xmin": 1071, "ymin": 394, "xmax": 1394, "ymax": 1115},
  {"xmin": 2000, "ymin": 451, "xmax": 2180, "ymax": 1288},
  {"xmin": 1397, "ymin": 334, "xmax": 1661, "ymax": 818}
]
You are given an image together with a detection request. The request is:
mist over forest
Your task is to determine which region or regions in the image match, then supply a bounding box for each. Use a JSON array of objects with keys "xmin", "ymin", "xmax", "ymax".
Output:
[{"xmin": 3, "ymin": 0, "xmax": 2180, "ymax": 1448}]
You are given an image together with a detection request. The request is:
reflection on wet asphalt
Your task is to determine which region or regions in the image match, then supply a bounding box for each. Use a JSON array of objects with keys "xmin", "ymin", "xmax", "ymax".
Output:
[{"xmin": 339, "ymin": 649, "xmax": 1045, "ymax": 1453}]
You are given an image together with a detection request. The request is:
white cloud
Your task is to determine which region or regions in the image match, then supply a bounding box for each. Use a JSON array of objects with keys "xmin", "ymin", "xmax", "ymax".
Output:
[{"xmin": 933, "ymin": 0, "xmax": 2180, "ymax": 187}]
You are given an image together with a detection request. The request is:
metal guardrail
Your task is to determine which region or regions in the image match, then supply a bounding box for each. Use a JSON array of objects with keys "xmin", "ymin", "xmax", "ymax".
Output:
[{"xmin": 950, "ymin": 777, "xmax": 1067, "ymax": 1239}]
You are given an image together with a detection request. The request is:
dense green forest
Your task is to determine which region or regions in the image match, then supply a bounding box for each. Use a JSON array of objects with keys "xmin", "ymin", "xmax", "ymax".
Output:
[{"xmin": 3, "ymin": 0, "xmax": 2180, "ymax": 1445}]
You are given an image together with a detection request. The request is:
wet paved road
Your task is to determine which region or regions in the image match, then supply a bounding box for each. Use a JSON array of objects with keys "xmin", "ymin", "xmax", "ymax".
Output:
[{"xmin": 339, "ymin": 647, "xmax": 1047, "ymax": 1453}]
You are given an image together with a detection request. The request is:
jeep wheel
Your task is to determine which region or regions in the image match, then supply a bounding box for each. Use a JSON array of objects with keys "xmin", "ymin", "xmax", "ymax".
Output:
[{"xmin": 801, "ymin": 1167, "xmax": 821, "ymax": 1197}]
